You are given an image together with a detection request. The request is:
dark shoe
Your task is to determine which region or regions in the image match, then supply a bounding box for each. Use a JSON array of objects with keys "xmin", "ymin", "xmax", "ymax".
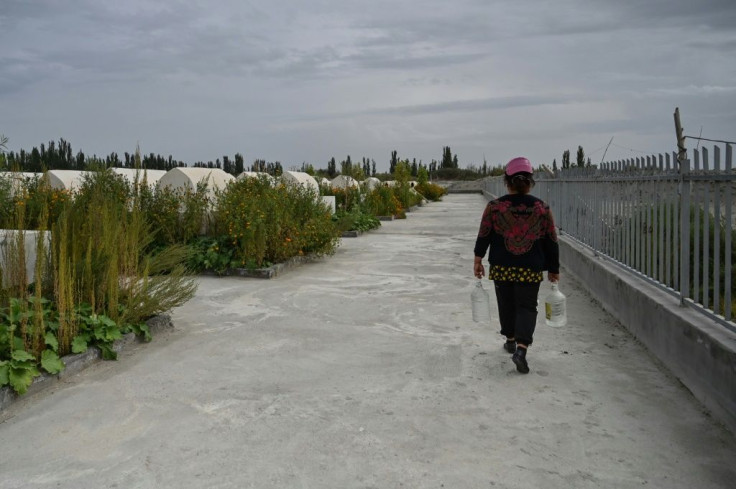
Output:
[
  {"xmin": 503, "ymin": 340, "xmax": 517, "ymax": 354},
  {"xmin": 512, "ymin": 349, "xmax": 530, "ymax": 374}
]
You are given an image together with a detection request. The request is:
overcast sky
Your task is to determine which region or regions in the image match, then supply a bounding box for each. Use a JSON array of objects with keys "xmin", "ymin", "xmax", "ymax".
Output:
[{"xmin": 1, "ymin": 0, "xmax": 735, "ymax": 171}]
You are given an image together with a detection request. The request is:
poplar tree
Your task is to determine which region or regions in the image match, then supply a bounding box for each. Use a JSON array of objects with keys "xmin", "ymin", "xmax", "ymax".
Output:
[
  {"xmin": 234, "ymin": 153, "xmax": 245, "ymax": 174},
  {"xmin": 576, "ymin": 146, "xmax": 585, "ymax": 167}
]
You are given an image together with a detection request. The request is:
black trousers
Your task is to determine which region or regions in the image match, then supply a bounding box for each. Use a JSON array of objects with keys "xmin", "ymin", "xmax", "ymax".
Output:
[{"xmin": 493, "ymin": 281, "xmax": 541, "ymax": 346}]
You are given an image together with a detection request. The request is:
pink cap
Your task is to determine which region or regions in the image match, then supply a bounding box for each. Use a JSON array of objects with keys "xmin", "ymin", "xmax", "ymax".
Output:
[{"xmin": 505, "ymin": 157, "xmax": 533, "ymax": 176}]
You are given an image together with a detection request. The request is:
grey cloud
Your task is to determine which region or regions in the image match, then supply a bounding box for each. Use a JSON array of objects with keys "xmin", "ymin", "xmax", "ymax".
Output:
[
  {"xmin": 1, "ymin": 1, "xmax": 294, "ymax": 85},
  {"xmin": 376, "ymin": 94, "xmax": 576, "ymax": 116},
  {"xmin": 1, "ymin": 0, "xmax": 734, "ymax": 168},
  {"xmin": 346, "ymin": 51, "xmax": 486, "ymax": 71},
  {"xmin": 687, "ymin": 38, "xmax": 736, "ymax": 52},
  {"xmin": 292, "ymin": 94, "xmax": 579, "ymax": 122},
  {"xmin": 610, "ymin": 0, "xmax": 736, "ymax": 29}
]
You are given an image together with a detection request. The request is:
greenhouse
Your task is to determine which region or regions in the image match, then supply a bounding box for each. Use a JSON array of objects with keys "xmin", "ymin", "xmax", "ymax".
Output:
[
  {"xmin": 330, "ymin": 175, "xmax": 359, "ymax": 190},
  {"xmin": 157, "ymin": 167, "xmax": 234, "ymax": 199},
  {"xmin": 281, "ymin": 171, "xmax": 319, "ymax": 194},
  {"xmin": 47, "ymin": 169, "xmax": 92, "ymax": 192},
  {"xmin": 111, "ymin": 168, "xmax": 167, "ymax": 186}
]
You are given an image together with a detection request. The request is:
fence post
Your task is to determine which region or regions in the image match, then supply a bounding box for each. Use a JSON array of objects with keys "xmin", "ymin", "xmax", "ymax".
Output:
[
  {"xmin": 679, "ymin": 158, "xmax": 691, "ymax": 306},
  {"xmin": 725, "ymin": 144, "xmax": 733, "ymax": 321}
]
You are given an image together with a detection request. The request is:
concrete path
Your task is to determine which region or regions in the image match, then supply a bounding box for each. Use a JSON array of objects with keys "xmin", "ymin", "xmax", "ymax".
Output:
[{"xmin": 1, "ymin": 194, "xmax": 734, "ymax": 489}]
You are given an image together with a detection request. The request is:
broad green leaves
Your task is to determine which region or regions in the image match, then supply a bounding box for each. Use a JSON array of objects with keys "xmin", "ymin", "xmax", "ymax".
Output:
[
  {"xmin": 0, "ymin": 350, "xmax": 41, "ymax": 395},
  {"xmin": 40, "ymin": 350, "xmax": 64, "ymax": 375}
]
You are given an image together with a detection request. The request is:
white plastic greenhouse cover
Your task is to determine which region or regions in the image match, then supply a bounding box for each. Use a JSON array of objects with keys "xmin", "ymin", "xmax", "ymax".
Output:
[
  {"xmin": 320, "ymin": 177, "xmax": 331, "ymax": 187},
  {"xmin": 0, "ymin": 171, "xmax": 40, "ymax": 180},
  {"xmin": 46, "ymin": 170, "xmax": 92, "ymax": 192},
  {"xmin": 362, "ymin": 177, "xmax": 381, "ymax": 191},
  {"xmin": 281, "ymin": 171, "xmax": 319, "ymax": 193},
  {"xmin": 0, "ymin": 172, "xmax": 41, "ymax": 196},
  {"xmin": 236, "ymin": 172, "xmax": 276, "ymax": 185},
  {"xmin": 157, "ymin": 167, "xmax": 235, "ymax": 197},
  {"xmin": 330, "ymin": 175, "xmax": 359, "ymax": 190},
  {"xmin": 111, "ymin": 168, "xmax": 167, "ymax": 186}
]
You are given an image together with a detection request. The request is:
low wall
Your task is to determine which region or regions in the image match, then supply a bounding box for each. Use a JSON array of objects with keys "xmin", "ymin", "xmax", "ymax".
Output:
[{"xmin": 559, "ymin": 235, "xmax": 736, "ymax": 434}]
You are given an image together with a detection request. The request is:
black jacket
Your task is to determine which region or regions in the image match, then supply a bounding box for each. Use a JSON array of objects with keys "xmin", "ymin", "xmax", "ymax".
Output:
[{"xmin": 473, "ymin": 193, "xmax": 559, "ymax": 274}]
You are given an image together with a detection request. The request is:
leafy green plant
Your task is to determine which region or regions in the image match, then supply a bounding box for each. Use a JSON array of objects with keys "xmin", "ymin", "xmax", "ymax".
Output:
[
  {"xmin": 71, "ymin": 303, "xmax": 122, "ymax": 360},
  {"xmin": 121, "ymin": 321, "xmax": 151, "ymax": 343},
  {"xmin": 0, "ymin": 299, "xmax": 26, "ymax": 360},
  {"xmin": 0, "ymin": 349, "xmax": 40, "ymax": 395},
  {"xmin": 188, "ymin": 236, "xmax": 237, "ymax": 274},
  {"xmin": 333, "ymin": 209, "xmax": 380, "ymax": 233},
  {"xmin": 40, "ymin": 349, "xmax": 64, "ymax": 375},
  {"xmin": 352, "ymin": 212, "xmax": 381, "ymax": 231}
]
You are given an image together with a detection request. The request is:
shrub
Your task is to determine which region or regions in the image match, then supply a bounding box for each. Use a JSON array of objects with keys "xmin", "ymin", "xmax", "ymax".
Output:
[
  {"xmin": 364, "ymin": 186, "xmax": 402, "ymax": 217},
  {"xmin": 214, "ymin": 178, "xmax": 340, "ymax": 269},
  {"xmin": 415, "ymin": 182, "xmax": 447, "ymax": 202},
  {"xmin": 320, "ymin": 185, "xmax": 361, "ymax": 212},
  {"xmin": 139, "ymin": 181, "xmax": 210, "ymax": 248},
  {"xmin": 333, "ymin": 209, "xmax": 381, "ymax": 233}
]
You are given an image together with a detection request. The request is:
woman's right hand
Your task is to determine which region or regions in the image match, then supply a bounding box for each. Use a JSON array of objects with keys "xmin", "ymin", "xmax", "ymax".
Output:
[{"xmin": 474, "ymin": 261, "xmax": 485, "ymax": 279}]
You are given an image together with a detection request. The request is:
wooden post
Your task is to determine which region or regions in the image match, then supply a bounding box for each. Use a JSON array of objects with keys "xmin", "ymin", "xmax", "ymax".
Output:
[
  {"xmin": 674, "ymin": 107, "xmax": 687, "ymax": 164},
  {"xmin": 674, "ymin": 107, "xmax": 691, "ymax": 306}
]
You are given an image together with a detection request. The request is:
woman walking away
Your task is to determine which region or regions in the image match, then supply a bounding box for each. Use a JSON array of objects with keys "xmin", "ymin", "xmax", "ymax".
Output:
[{"xmin": 473, "ymin": 157, "xmax": 560, "ymax": 374}]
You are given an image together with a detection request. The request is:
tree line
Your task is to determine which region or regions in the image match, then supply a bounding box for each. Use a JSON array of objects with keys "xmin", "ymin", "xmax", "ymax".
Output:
[
  {"xmin": 0, "ymin": 138, "xmax": 501, "ymax": 180},
  {"xmin": 550, "ymin": 145, "xmax": 594, "ymax": 172}
]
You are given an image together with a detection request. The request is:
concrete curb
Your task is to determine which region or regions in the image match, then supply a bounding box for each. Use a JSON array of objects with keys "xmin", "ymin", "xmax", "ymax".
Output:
[
  {"xmin": 446, "ymin": 189, "xmax": 483, "ymax": 194},
  {"xmin": 341, "ymin": 230, "xmax": 363, "ymax": 238},
  {"xmin": 220, "ymin": 254, "xmax": 324, "ymax": 279},
  {"xmin": 0, "ymin": 315, "xmax": 173, "ymax": 413},
  {"xmin": 558, "ymin": 236, "xmax": 736, "ymax": 434}
]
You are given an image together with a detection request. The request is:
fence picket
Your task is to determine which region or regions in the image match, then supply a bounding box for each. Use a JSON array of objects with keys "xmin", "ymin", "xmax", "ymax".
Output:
[
  {"xmin": 725, "ymin": 144, "xmax": 732, "ymax": 320},
  {"xmin": 714, "ymin": 147, "xmax": 722, "ymax": 315}
]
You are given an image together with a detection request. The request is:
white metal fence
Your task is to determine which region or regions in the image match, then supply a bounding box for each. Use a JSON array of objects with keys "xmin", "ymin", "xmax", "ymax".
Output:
[{"xmin": 481, "ymin": 145, "xmax": 735, "ymax": 332}]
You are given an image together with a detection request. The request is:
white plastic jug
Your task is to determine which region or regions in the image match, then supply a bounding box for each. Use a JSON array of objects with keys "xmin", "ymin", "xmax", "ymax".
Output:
[
  {"xmin": 545, "ymin": 282, "xmax": 567, "ymax": 327},
  {"xmin": 471, "ymin": 279, "xmax": 492, "ymax": 323}
]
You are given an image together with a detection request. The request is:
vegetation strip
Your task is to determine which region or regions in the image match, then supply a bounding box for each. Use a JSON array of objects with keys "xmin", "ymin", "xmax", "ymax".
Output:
[
  {"xmin": 0, "ymin": 314, "xmax": 172, "ymax": 413},
  {"xmin": 0, "ymin": 147, "xmax": 447, "ymax": 403}
]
